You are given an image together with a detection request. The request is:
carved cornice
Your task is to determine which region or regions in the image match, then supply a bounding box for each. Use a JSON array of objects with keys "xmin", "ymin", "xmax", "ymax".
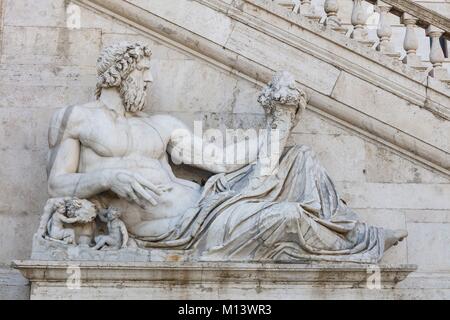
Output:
[
  {"xmin": 222, "ymin": 0, "xmax": 450, "ymax": 116},
  {"xmin": 13, "ymin": 260, "xmax": 418, "ymax": 288}
]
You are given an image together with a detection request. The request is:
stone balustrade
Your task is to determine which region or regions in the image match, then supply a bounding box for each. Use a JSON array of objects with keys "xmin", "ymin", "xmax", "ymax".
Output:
[{"xmin": 272, "ymin": 0, "xmax": 450, "ymax": 85}]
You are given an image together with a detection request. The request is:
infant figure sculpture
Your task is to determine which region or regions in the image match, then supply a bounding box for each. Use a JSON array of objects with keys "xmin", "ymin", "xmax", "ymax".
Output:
[
  {"xmin": 37, "ymin": 198, "xmax": 97, "ymax": 245},
  {"xmin": 34, "ymin": 41, "xmax": 408, "ymax": 263},
  {"xmin": 94, "ymin": 207, "xmax": 129, "ymax": 250},
  {"xmin": 45, "ymin": 201, "xmax": 78, "ymax": 245}
]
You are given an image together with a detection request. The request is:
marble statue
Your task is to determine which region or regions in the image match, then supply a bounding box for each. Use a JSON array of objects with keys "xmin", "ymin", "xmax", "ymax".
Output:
[
  {"xmin": 37, "ymin": 198, "xmax": 97, "ymax": 245},
  {"xmin": 93, "ymin": 207, "xmax": 129, "ymax": 250},
  {"xmin": 38, "ymin": 41, "xmax": 408, "ymax": 263}
]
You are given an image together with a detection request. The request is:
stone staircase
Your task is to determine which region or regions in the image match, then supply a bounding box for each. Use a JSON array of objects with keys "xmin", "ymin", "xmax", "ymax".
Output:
[
  {"xmin": 274, "ymin": 0, "xmax": 450, "ymax": 84},
  {"xmin": 74, "ymin": 0, "xmax": 450, "ymax": 176}
]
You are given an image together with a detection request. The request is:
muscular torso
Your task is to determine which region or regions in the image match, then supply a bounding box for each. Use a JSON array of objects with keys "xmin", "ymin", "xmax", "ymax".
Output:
[{"xmin": 72, "ymin": 105, "xmax": 202, "ymax": 237}]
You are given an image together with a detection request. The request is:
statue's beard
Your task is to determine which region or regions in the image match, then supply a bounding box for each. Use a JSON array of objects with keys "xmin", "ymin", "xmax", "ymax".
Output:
[{"xmin": 119, "ymin": 75, "xmax": 147, "ymax": 113}]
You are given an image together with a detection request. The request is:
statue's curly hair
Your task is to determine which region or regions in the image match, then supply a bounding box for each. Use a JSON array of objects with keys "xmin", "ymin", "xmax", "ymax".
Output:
[
  {"xmin": 64, "ymin": 199, "xmax": 83, "ymax": 217},
  {"xmin": 52, "ymin": 198, "xmax": 97, "ymax": 222},
  {"xmin": 95, "ymin": 42, "xmax": 152, "ymax": 99},
  {"xmin": 257, "ymin": 71, "xmax": 307, "ymax": 111}
]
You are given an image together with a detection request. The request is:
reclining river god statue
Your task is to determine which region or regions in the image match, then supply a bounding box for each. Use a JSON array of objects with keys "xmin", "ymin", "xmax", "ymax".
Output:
[{"xmin": 35, "ymin": 41, "xmax": 408, "ymax": 263}]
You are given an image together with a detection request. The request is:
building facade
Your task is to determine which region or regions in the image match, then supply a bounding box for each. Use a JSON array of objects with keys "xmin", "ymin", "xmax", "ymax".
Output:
[{"xmin": 0, "ymin": 0, "xmax": 449, "ymax": 299}]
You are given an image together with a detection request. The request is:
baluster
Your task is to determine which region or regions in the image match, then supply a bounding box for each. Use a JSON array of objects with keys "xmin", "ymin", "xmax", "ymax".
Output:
[
  {"xmin": 350, "ymin": 0, "xmax": 374, "ymax": 47},
  {"xmin": 401, "ymin": 13, "xmax": 427, "ymax": 71},
  {"xmin": 272, "ymin": 0, "xmax": 298, "ymax": 13},
  {"xmin": 300, "ymin": 0, "xmax": 312, "ymax": 13},
  {"xmin": 324, "ymin": 0, "xmax": 347, "ymax": 34},
  {"xmin": 274, "ymin": 0, "xmax": 324, "ymax": 24},
  {"xmin": 375, "ymin": 1, "xmax": 400, "ymax": 58},
  {"xmin": 426, "ymin": 25, "xmax": 449, "ymax": 81},
  {"xmin": 293, "ymin": 0, "xmax": 301, "ymax": 13},
  {"xmin": 299, "ymin": 0, "xmax": 321, "ymax": 23}
]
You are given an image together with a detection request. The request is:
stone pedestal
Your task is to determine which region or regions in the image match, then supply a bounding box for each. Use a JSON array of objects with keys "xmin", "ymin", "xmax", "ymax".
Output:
[{"xmin": 13, "ymin": 260, "xmax": 417, "ymax": 300}]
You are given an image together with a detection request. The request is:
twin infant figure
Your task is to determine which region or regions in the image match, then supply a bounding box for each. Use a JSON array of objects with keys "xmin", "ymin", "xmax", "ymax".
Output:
[{"xmin": 37, "ymin": 198, "xmax": 129, "ymax": 250}]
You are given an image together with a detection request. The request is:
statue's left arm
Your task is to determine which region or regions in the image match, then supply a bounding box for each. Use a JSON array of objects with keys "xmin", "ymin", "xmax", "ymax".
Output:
[
  {"xmin": 165, "ymin": 116, "xmax": 261, "ymax": 174},
  {"xmin": 166, "ymin": 73, "xmax": 307, "ymax": 175},
  {"xmin": 56, "ymin": 213, "xmax": 80, "ymax": 224}
]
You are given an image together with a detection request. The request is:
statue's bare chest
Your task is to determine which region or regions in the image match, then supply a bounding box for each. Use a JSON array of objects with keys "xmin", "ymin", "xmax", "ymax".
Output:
[{"xmin": 79, "ymin": 115, "xmax": 166, "ymax": 158}]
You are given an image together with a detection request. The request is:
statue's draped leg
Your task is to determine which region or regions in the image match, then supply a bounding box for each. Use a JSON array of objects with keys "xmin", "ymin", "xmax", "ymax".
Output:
[
  {"xmin": 133, "ymin": 145, "xmax": 385, "ymax": 263},
  {"xmin": 195, "ymin": 146, "xmax": 385, "ymax": 263}
]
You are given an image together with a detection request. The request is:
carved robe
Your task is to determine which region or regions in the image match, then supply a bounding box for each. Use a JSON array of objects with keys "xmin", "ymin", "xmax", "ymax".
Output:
[{"xmin": 134, "ymin": 145, "xmax": 385, "ymax": 263}]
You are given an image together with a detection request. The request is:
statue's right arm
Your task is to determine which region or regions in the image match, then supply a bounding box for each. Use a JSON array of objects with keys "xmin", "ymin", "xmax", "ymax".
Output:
[
  {"xmin": 47, "ymin": 107, "xmax": 110, "ymax": 199},
  {"xmin": 57, "ymin": 213, "xmax": 80, "ymax": 224},
  {"xmin": 47, "ymin": 107, "xmax": 163, "ymax": 204}
]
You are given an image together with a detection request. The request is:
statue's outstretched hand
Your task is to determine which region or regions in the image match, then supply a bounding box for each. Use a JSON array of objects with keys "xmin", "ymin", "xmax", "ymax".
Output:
[{"xmin": 103, "ymin": 169, "xmax": 171, "ymax": 207}]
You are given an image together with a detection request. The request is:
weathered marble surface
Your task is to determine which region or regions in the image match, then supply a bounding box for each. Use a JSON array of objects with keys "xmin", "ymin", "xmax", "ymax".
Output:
[
  {"xmin": 31, "ymin": 235, "xmax": 191, "ymax": 262},
  {"xmin": 0, "ymin": 267, "xmax": 29, "ymax": 300},
  {"xmin": 80, "ymin": 0, "xmax": 450, "ymax": 170},
  {"xmin": 33, "ymin": 41, "xmax": 408, "ymax": 264},
  {"xmin": 14, "ymin": 260, "xmax": 420, "ymax": 300},
  {"xmin": 0, "ymin": 0, "xmax": 449, "ymax": 299}
]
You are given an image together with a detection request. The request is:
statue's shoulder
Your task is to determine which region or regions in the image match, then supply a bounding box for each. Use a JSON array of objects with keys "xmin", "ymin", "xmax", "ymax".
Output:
[
  {"xmin": 50, "ymin": 101, "xmax": 104, "ymax": 127},
  {"xmin": 48, "ymin": 101, "xmax": 101, "ymax": 147},
  {"xmin": 146, "ymin": 113, "xmax": 189, "ymax": 132}
]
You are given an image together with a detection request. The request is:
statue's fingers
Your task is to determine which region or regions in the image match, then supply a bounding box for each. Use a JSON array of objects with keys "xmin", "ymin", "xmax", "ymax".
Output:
[
  {"xmin": 157, "ymin": 184, "xmax": 173, "ymax": 192},
  {"xmin": 134, "ymin": 174, "xmax": 162, "ymax": 196},
  {"xmin": 132, "ymin": 182, "xmax": 158, "ymax": 206},
  {"xmin": 125, "ymin": 188, "xmax": 140, "ymax": 204},
  {"xmin": 131, "ymin": 195, "xmax": 147, "ymax": 208},
  {"xmin": 111, "ymin": 186, "xmax": 127, "ymax": 199}
]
